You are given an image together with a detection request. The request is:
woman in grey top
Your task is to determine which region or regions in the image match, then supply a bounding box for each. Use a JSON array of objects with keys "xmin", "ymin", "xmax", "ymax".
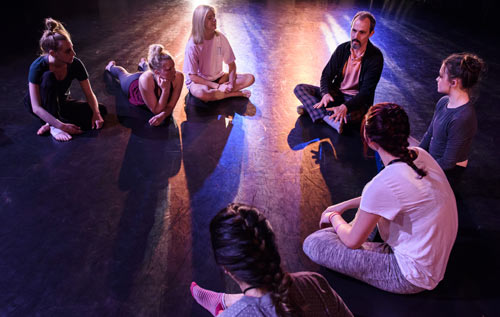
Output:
[
  {"xmin": 419, "ymin": 53, "xmax": 485, "ymax": 184},
  {"xmin": 190, "ymin": 203, "xmax": 353, "ymax": 317}
]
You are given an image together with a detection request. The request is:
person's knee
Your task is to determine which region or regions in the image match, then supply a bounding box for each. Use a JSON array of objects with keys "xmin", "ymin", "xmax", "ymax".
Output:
[
  {"xmin": 191, "ymin": 87, "xmax": 212, "ymax": 102},
  {"xmin": 302, "ymin": 232, "xmax": 320, "ymax": 260},
  {"xmin": 294, "ymin": 84, "xmax": 306, "ymax": 97},
  {"xmin": 40, "ymin": 71, "xmax": 57, "ymax": 88},
  {"xmin": 246, "ymin": 74, "xmax": 255, "ymax": 86}
]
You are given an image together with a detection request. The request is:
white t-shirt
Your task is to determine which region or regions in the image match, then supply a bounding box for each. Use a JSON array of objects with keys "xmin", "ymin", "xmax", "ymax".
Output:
[
  {"xmin": 360, "ymin": 147, "xmax": 458, "ymax": 290},
  {"xmin": 183, "ymin": 31, "xmax": 236, "ymax": 86}
]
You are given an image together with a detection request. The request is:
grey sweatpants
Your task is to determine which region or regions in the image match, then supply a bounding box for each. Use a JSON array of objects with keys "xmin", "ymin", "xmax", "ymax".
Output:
[{"xmin": 303, "ymin": 228, "xmax": 425, "ymax": 294}]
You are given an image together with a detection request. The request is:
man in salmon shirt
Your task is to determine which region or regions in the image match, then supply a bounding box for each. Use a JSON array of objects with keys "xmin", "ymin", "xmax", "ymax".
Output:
[{"xmin": 294, "ymin": 11, "xmax": 384, "ymax": 134}]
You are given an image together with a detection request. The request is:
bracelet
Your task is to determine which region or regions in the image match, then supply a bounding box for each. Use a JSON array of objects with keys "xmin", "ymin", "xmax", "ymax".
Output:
[
  {"xmin": 334, "ymin": 223, "xmax": 344, "ymax": 233},
  {"xmin": 328, "ymin": 212, "xmax": 339, "ymax": 224}
]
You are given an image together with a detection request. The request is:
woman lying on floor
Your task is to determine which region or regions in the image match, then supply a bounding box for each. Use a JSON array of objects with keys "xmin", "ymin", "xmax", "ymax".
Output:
[
  {"xmin": 191, "ymin": 203, "xmax": 353, "ymax": 317},
  {"xmin": 303, "ymin": 102, "xmax": 458, "ymax": 294},
  {"xmin": 106, "ymin": 44, "xmax": 183, "ymax": 126},
  {"xmin": 183, "ymin": 5, "xmax": 255, "ymax": 104},
  {"xmin": 26, "ymin": 18, "xmax": 104, "ymax": 141}
]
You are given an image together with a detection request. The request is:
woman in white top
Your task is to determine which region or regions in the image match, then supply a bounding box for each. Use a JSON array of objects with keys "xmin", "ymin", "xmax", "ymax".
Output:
[
  {"xmin": 183, "ymin": 5, "xmax": 254, "ymax": 103},
  {"xmin": 303, "ymin": 102, "xmax": 458, "ymax": 294}
]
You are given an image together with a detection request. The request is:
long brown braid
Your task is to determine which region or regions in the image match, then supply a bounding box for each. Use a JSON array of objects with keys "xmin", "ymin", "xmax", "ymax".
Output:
[
  {"xmin": 362, "ymin": 102, "xmax": 427, "ymax": 178},
  {"xmin": 210, "ymin": 203, "xmax": 299, "ymax": 316}
]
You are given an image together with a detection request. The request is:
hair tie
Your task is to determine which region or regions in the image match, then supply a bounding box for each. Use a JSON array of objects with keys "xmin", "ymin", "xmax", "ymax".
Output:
[{"xmin": 243, "ymin": 286, "xmax": 258, "ymax": 295}]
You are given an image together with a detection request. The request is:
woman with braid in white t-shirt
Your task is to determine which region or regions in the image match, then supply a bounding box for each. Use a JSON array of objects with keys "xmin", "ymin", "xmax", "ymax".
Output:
[{"xmin": 304, "ymin": 102, "xmax": 458, "ymax": 294}]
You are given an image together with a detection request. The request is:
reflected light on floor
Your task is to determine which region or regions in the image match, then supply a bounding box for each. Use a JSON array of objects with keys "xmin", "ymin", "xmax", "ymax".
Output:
[
  {"xmin": 190, "ymin": 0, "xmax": 213, "ymax": 9},
  {"xmin": 320, "ymin": 22, "xmax": 337, "ymax": 54},
  {"xmin": 322, "ymin": 14, "xmax": 349, "ymax": 54},
  {"xmin": 327, "ymin": 14, "xmax": 349, "ymax": 43}
]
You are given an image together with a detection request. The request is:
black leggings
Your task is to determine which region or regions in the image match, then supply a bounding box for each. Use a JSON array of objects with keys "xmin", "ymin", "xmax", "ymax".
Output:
[
  {"xmin": 445, "ymin": 165, "xmax": 466, "ymax": 190},
  {"xmin": 108, "ymin": 65, "xmax": 142, "ymax": 96},
  {"xmin": 25, "ymin": 71, "xmax": 105, "ymax": 130},
  {"xmin": 108, "ymin": 62, "xmax": 150, "ymax": 96}
]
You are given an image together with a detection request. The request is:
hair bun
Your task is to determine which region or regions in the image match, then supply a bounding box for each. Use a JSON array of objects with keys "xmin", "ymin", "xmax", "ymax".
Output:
[
  {"xmin": 45, "ymin": 18, "xmax": 59, "ymax": 32},
  {"xmin": 149, "ymin": 44, "xmax": 163, "ymax": 55},
  {"xmin": 462, "ymin": 54, "xmax": 483, "ymax": 73}
]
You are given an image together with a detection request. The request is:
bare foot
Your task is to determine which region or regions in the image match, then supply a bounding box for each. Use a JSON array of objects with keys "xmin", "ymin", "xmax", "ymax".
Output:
[
  {"xmin": 37, "ymin": 123, "xmax": 50, "ymax": 135},
  {"xmin": 105, "ymin": 61, "xmax": 115, "ymax": 72},
  {"xmin": 50, "ymin": 126, "xmax": 72, "ymax": 142},
  {"xmin": 241, "ymin": 90, "xmax": 251, "ymax": 98}
]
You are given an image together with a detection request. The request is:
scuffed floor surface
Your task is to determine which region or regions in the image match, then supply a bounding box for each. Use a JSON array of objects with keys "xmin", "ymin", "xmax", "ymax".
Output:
[{"xmin": 1, "ymin": 0, "xmax": 499, "ymax": 316}]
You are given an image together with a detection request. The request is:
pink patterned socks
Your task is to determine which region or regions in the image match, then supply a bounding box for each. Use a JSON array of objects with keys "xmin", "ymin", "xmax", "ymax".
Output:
[{"xmin": 190, "ymin": 282, "xmax": 225, "ymax": 316}]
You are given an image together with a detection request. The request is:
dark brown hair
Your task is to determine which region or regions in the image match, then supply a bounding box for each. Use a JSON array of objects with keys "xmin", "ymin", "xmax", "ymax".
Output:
[
  {"xmin": 39, "ymin": 18, "xmax": 72, "ymax": 54},
  {"xmin": 210, "ymin": 203, "xmax": 299, "ymax": 317},
  {"xmin": 443, "ymin": 52, "xmax": 485, "ymax": 89},
  {"xmin": 362, "ymin": 102, "xmax": 426, "ymax": 178}
]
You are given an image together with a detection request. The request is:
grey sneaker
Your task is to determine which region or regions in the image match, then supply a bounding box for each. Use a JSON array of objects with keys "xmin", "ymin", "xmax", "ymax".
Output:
[
  {"xmin": 323, "ymin": 115, "xmax": 344, "ymax": 134},
  {"xmin": 297, "ymin": 105, "xmax": 305, "ymax": 115}
]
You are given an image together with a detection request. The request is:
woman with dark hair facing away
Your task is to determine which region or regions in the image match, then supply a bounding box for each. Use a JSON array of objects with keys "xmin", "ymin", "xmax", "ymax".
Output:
[
  {"xmin": 26, "ymin": 18, "xmax": 104, "ymax": 142},
  {"xmin": 419, "ymin": 53, "xmax": 486, "ymax": 184},
  {"xmin": 303, "ymin": 103, "xmax": 458, "ymax": 294},
  {"xmin": 191, "ymin": 203, "xmax": 353, "ymax": 316},
  {"xmin": 183, "ymin": 5, "xmax": 255, "ymax": 103},
  {"xmin": 105, "ymin": 44, "xmax": 183, "ymax": 126}
]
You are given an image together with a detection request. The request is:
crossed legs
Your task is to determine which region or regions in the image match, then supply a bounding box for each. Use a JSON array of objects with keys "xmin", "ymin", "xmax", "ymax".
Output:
[
  {"xmin": 303, "ymin": 228, "xmax": 425, "ymax": 294},
  {"xmin": 189, "ymin": 73, "xmax": 255, "ymax": 102}
]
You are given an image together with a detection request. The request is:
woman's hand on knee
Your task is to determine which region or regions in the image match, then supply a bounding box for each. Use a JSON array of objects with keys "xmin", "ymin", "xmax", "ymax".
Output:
[
  {"xmin": 319, "ymin": 211, "xmax": 335, "ymax": 228},
  {"xmin": 218, "ymin": 82, "xmax": 232, "ymax": 93},
  {"xmin": 92, "ymin": 112, "xmax": 104, "ymax": 129},
  {"xmin": 322, "ymin": 203, "xmax": 346, "ymax": 218}
]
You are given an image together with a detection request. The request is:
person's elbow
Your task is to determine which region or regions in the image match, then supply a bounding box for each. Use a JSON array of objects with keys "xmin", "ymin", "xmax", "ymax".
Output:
[
  {"xmin": 340, "ymin": 234, "xmax": 364, "ymax": 249},
  {"xmin": 344, "ymin": 238, "xmax": 363, "ymax": 249},
  {"xmin": 31, "ymin": 103, "xmax": 43, "ymax": 117},
  {"xmin": 438, "ymin": 160, "xmax": 456, "ymax": 172},
  {"xmin": 150, "ymin": 106, "xmax": 162, "ymax": 115}
]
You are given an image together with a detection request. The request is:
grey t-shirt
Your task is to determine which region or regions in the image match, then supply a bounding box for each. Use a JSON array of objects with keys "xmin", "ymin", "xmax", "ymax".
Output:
[
  {"xmin": 419, "ymin": 96, "xmax": 477, "ymax": 170},
  {"xmin": 220, "ymin": 272, "xmax": 353, "ymax": 317}
]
